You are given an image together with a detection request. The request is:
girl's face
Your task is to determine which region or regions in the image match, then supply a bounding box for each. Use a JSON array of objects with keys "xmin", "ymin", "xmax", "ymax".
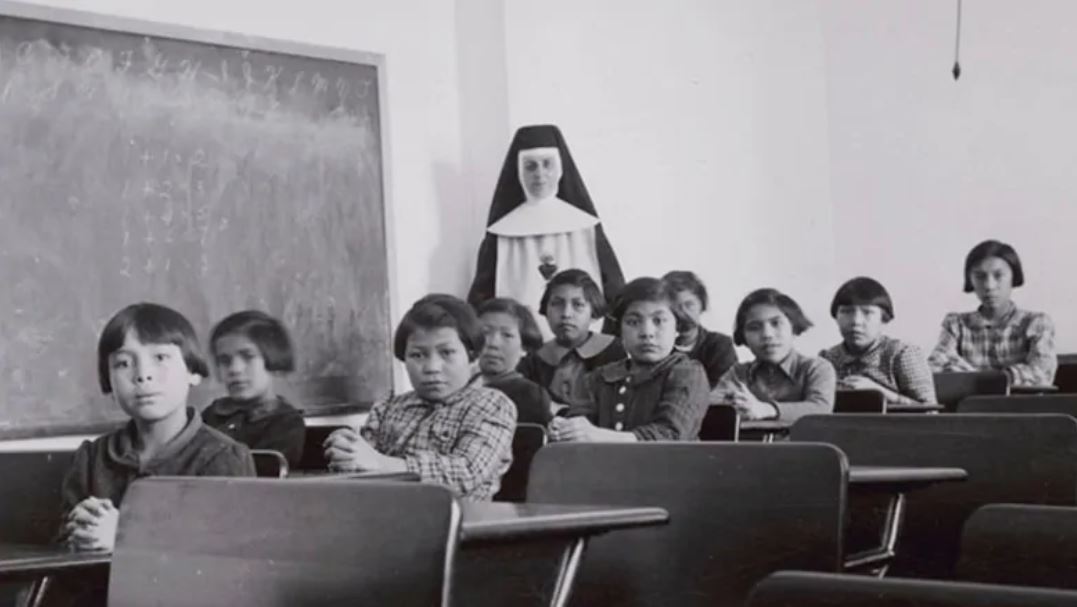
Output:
[
  {"xmin": 517, "ymin": 147, "xmax": 562, "ymax": 200},
  {"xmin": 545, "ymin": 284, "xmax": 594, "ymax": 347},
  {"xmin": 835, "ymin": 304, "xmax": 886, "ymax": 352},
  {"xmin": 404, "ymin": 327, "xmax": 473, "ymax": 401},
  {"xmin": 672, "ymin": 289, "xmax": 703, "ymax": 334},
  {"xmin": 109, "ymin": 329, "xmax": 201, "ymax": 424},
  {"xmin": 621, "ymin": 300, "xmax": 677, "ymax": 363},
  {"xmin": 214, "ymin": 333, "xmax": 274, "ymax": 401},
  {"xmin": 969, "ymin": 256, "xmax": 1014, "ymax": 310},
  {"xmin": 742, "ymin": 304, "xmax": 795, "ymax": 363},
  {"xmin": 479, "ymin": 311, "xmax": 525, "ymax": 376}
]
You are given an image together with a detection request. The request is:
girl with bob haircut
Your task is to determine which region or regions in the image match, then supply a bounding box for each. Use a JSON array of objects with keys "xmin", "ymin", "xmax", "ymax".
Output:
[
  {"xmin": 474, "ymin": 297, "xmax": 552, "ymax": 424},
  {"xmin": 324, "ymin": 294, "xmax": 516, "ymax": 500},
  {"xmin": 550, "ymin": 277, "xmax": 709, "ymax": 442},
  {"xmin": 712, "ymin": 288, "xmax": 835, "ymax": 421},
  {"xmin": 201, "ymin": 310, "xmax": 306, "ymax": 466},
  {"xmin": 820, "ymin": 277, "xmax": 936, "ymax": 404},
  {"xmin": 661, "ymin": 270, "xmax": 738, "ymax": 388},
  {"xmin": 518, "ymin": 268, "xmax": 626, "ymax": 409},
  {"xmin": 928, "ymin": 239, "xmax": 1057, "ymax": 387},
  {"xmin": 64, "ymin": 303, "xmax": 254, "ymax": 554}
]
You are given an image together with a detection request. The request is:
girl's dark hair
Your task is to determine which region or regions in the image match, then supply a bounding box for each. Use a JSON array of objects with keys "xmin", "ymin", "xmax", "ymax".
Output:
[
  {"xmin": 393, "ymin": 294, "xmax": 484, "ymax": 362},
  {"xmin": 963, "ymin": 239, "xmax": 1024, "ymax": 292},
  {"xmin": 732, "ymin": 288, "xmax": 813, "ymax": 346},
  {"xmin": 210, "ymin": 310, "xmax": 296, "ymax": 373},
  {"xmin": 830, "ymin": 277, "xmax": 895, "ymax": 322},
  {"xmin": 609, "ymin": 277, "xmax": 691, "ymax": 332},
  {"xmin": 97, "ymin": 302, "xmax": 208, "ymax": 394},
  {"xmin": 475, "ymin": 297, "xmax": 544, "ymax": 353},
  {"xmin": 538, "ymin": 268, "xmax": 606, "ymax": 319},
  {"xmin": 661, "ymin": 270, "xmax": 709, "ymax": 311}
]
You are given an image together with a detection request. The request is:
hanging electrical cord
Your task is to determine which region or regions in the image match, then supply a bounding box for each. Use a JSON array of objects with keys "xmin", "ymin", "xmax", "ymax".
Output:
[{"xmin": 952, "ymin": 0, "xmax": 963, "ymax": 80}]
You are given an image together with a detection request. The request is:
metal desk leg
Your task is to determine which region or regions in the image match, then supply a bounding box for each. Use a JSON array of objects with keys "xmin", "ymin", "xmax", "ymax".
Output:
[
  {"xmin": 549, "ymin": 537, "xmax": 587, "ymax": 607},
  {"xmin": 23, "ymin": 575, "xmax": 52, "ymax": 607},
  {"xmin": 844, "ymin": 492, "xmax": 907, "ymax": 577}
]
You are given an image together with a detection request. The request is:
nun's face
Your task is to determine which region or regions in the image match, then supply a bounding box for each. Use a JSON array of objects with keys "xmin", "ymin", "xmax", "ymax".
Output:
[{"xmin": 518, "ymin": 147, "xmax": 562, "ymax": 200}]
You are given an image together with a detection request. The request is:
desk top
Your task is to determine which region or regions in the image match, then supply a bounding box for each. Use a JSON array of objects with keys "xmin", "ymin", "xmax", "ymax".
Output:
[
  {"xmin": 849, "ymin": 465, "xmax": 968, "ymax": 487},
  {"xmin": 0, "ymin": 543, "xmax": 110, "ymax": 577},
  {"xmin": 286, "ymin": 470, "xmax": 419, "ymax": 482},
  {"xmin": 1011, "ymin": 385, "xmax": 1060, "ymax": 395},
  {"xmin": 739, "ymin": 419, "xmax": 794, "ymax": 432},
  {"xmin": 460, "ymin": 502, "xmax": 669, "ymax": 543},
  {"xmin": 887, "ymin": 404, "xmax": 945, "ymax": 413}
]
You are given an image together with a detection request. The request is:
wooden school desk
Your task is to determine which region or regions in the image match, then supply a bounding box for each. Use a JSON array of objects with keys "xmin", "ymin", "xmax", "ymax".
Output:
[
  {"xmin": 285, "ymin": 469, "xmax": 420, "ymax": 482},
  {"xmin": 791, "ymin": 413, "xmax": 1077, "ymax": 579},
  {"xmin": 845, "ymin": 466, "xmax": 969, "ymax": 575},
  {"xmin": 0, "ymin": 544, "xmax": 110, "ymax": 607},
  {"xmin": 4, "ymin": 500, "xmax": 665, "ymax": 607},
  {"xmin": 0, "ymin": 544, "xmax": 109, "ymax": 579},
  {"xmin": 455, "ymin": 502, "xmax": 669, "ymax": 607}
]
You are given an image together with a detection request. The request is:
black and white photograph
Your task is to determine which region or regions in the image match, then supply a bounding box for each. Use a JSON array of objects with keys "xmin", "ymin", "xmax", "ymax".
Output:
[{"xmin": 1, "ymin": 1, "xmax": 1076, "ymax": 605}]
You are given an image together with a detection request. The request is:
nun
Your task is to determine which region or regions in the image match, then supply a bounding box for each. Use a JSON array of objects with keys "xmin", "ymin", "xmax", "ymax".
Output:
[{"xmin": 467, "ymin": 124, "xmax": 624, "ymax": 328}]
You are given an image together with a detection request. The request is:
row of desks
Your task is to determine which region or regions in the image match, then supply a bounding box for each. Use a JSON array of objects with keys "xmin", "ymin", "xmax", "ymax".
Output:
[{"xmin": 0, "ymin": 464, "xmax": 967, "ymax": 607}]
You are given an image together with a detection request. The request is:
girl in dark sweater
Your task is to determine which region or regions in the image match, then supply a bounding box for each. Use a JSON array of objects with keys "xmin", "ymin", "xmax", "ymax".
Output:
[
  {"xmin": 201, "ymin": 310, "xmax": 305, "ymax": 466},
  {"xmin": 663, "ymin": 270, "xmax": 738, "ymax": 388},
  {"xmin": 475, "ymin": 297, "xmax": 552, "ymax": 425},
  {"xmin": 550, "ymin": 277, "xmax": 709, "ymax": 442},
  {"xmin": 517, "ymin": 269, "xmax": 626, "ymax": 409}
]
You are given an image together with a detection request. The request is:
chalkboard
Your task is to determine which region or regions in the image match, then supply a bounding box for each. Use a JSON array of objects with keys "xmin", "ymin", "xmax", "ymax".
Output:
[{"xmin": 0, "ymin": 2, "xmax": 393, "ymax": 438}]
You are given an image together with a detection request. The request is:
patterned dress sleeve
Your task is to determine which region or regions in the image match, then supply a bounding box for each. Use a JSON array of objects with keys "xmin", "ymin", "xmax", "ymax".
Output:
[
  {"xmin": 892, "ymin": 342, "xmax": 938, "ymax": 404},
  {"xmin": 1005, "ymin": 312, "xmax": 1057, "ymax": 386},
  {"xmin": 359, "ymin": 399, "xmax": 388, "ymax": 446},
  {"xmin": 928, "ymin": 313, "xmax": 977, "ymax": 372},
  {"xmin": 402, "ymin": 391, "xmax": 517, "ymax": 498}
]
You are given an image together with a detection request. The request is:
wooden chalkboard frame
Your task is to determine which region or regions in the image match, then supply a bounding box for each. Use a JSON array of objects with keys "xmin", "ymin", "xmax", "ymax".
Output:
[{"xmin": 0, "ymin": 0, "xmax": 396, "ymax": 439}]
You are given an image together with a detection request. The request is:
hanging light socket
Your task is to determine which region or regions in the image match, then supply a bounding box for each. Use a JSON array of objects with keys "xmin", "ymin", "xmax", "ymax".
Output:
[{"xmin": 952, "ymin": 0, "xmax": 963, "ymax": 81}]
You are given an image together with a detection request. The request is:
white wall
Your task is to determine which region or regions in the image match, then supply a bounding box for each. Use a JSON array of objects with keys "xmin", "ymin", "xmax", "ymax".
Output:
[
  {"xmin": 499, "ymin": 0, "xmax": 1077, "ymax": 357},
  {"xmin": 820, "ymin": 0, "xmax": 1077, "ymax": 353},
  {"xmin": 502, "ymin": 0, "xmax": 838, "ymax": 356}
]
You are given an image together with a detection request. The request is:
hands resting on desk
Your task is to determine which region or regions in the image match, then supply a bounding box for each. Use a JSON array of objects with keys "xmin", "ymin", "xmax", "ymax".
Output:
[
  {"xmin": 548, "ymin": 416, "xmax": 637, "ymax": 443},
  {"xmin": 838, "ymin": 375, "xmax": 898, "ymax": 401},
  {"xmin": 323, "ymin": 427, "xmax": 408, "ymax": 473},
  {"xmin": 62, "ymin": 496, "xmax": 118, "ymax": 552},
  {"xmin": 717, "ymin": 378, "xmax": 779, "ymax": 421},
  {"xmin": 546, "ymin": 400, "xmax": 637, "ymax": 443}
]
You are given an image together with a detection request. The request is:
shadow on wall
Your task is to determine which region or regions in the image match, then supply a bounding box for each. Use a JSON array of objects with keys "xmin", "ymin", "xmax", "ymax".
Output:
[{"xmin": 427, "ymin": 160, "xmax": 483, "ymax": 300}]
